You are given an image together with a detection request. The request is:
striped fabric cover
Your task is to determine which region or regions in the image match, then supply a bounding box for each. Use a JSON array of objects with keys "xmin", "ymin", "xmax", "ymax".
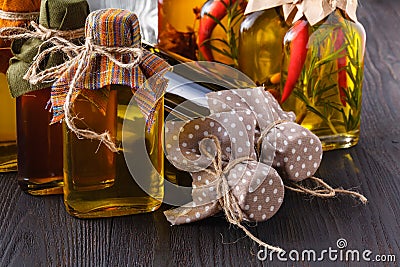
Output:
[{"xmin": 50, "ymin": 8, "xmax": 170, "ymax": 124}]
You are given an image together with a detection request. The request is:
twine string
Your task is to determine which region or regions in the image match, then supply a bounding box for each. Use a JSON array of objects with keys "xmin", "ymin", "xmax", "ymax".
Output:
[
  {"xmin": 0, "ymin": 21, "xmax": 85, "ymax": 41},
  {"xmin": 0, "ymin": 10, "xmax": 39, "ymax": 21},
  {"xmin": 21, "ymin": 35, "xmax": 144, "ymax": 152},
  {"xmin": 256, "ymin": 120, "xmax": 367, "ymax": 204},
  {"xmin": 200, "ymin": 135, "xmax": 284, "ymax": 252}
]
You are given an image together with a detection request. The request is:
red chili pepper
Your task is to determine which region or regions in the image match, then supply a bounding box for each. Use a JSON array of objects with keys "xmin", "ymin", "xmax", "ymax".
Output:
[
  {"xmin": 334, "ymin": 27, "xmax": 347, "ymax": 106},
  {"xmin": 198, "ymin": 0, "xmax": 236, "ymax": 61},
  {"xmin": 281, "ymin": 20, "xmax": 309, "ymax": 104}
]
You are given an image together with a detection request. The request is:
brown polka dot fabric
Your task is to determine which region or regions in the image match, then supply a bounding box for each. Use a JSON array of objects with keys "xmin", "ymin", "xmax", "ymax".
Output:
[
  {"xmin": 164, "ymin": 111, "xmax": 284, "ymax": 225},
  {"xmin": 206, "ymin": 87, "xmax": 323, "ymax": 182},
  {"xmin": 164, "ymin": 88, "xmax": 324, "ymax": 225}
]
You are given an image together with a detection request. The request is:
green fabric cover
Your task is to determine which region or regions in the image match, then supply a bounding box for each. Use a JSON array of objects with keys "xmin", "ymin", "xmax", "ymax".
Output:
[{"xmin": 7, "ymin": 0, "xmax": 89, "ymax": 97}]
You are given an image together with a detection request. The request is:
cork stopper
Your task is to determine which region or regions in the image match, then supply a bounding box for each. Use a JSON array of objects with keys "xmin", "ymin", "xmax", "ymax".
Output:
[
  {"xmin": 39, "ymin": 0, "xmax": 89, "ymax": 30},
  {"xmin": 85, "ymin": 8, "xmax": 141, "ymax": 47}
]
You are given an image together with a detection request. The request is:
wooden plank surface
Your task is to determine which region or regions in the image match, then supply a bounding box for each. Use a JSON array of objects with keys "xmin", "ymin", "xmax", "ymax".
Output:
[{"xmin": 1, "ymin": 0, "xmax": 400, "ymax": 266}]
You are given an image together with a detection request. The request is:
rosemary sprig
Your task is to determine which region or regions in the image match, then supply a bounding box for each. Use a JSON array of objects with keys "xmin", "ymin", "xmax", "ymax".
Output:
[{"xmin": 290, "ymin": 13, "xmax": 364, "ymax": 134}]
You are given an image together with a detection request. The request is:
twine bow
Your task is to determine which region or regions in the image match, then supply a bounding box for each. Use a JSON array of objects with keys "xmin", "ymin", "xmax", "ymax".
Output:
[
  {"xmin": 26, "ymin": 35, "xmax": 144, "ymax": 152},
  {"xmin": 0, "ymin": 21, "xmax": 85, "ymax": 41},
  {"xmin": 164, "ymin": 111, "xmax": 286, "ymax": 251},
  {"xmin": 245, "ymin": 0, "xmax": 358, "ymax": 25}
]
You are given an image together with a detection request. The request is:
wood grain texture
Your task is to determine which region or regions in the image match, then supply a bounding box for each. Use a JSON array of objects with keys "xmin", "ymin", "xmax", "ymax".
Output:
[{"xmin": 1, "ymin": 0, "xmax": 400, "ymax": 266}]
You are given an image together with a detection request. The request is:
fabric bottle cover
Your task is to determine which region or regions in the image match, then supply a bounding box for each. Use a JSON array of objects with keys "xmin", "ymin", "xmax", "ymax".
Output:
[
  {"xmin": 244, "ymin": 0, "xmax": 358, "ymax": 25},
  {"xmin": 48, "ymin": 9, "xmax": 171, "ymax": 125},
  {"xmin": 6, "ymin": 0, "xmax": 90, "ymax": 98},
  {"xmin": 0, "ymin": 0, "xmax": 41, "ymax": 47}
]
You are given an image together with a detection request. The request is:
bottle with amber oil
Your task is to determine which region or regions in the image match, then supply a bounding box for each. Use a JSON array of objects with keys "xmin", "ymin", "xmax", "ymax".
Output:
[
  {"xmin": 280, "ymin": 5, "xmax": 366, "ymax": 150},
  {"xmin": 59, "ymin": 9, "xmax": 169, "ymax": 218},
  {"xmin": 6, "ymin": 0, "xmax": 89, "ymax": 195},
  {"xmin": 0, "ymin": 0, "xmax": 41, "ymax": 172},
  {"xmin": 239, "ymin": 7, "xmax": 288, "ymax": 90}
]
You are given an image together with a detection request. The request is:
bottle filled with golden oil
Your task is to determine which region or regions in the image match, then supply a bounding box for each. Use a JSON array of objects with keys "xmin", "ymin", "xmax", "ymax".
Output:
[
  {"xmin": 63, "ymin": 87, "xmax": 164, "ymax": 218},
  {"xmin": 280, "ymin": 10, "xmax": 366, "ymax": 150},
  {"xmin": 238, "ymin": 7, "xmax": 288, "ymax": 89},
  {"xmin": 158, "ymin": 0, "xmax": 205, "ymax": 60},
  {"xmin": 60, "ymin": 9, "xmax": 168, "ymax": 218},
  {"xmin": 5, "ymin": 0, "xmax": 89, "ymax": 194},
  {"xmin": 16, "ymin": 88, "xmax": 63, "ymax": 195},
  {"xmin": 0, "ymin": 48, "xmax": 17, "ymax": 172}
]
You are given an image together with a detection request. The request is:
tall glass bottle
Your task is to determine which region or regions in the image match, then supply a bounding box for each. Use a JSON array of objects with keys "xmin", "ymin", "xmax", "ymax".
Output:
[
  {"xmin": 61, "ymin": 9, "xmax": 167, "ymax": 218},
  {"xmin": 6, "ymin": 0, "xmax": 89, "ymax": 195},
  {"xmin": 238, "ymin": 7, "xmax": 288, "ymax": 88},
  {"xmin": 280, "ymin": 10, "xmax": 366, "ymax": 150},
  {"xmin": 0, "ymin": 48, "xmax": 16, "ymax": 172},
  {"xmin": 0, "ymin": 0, "xmax": 41, "ymax": 172},
  {"xmin": 158, "ymin": 0, "xmax": 205, "ymax": 60}
]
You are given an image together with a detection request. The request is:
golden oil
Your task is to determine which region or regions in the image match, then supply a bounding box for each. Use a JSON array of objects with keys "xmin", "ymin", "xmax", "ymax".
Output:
[
  {"xmin": 281, "ymin": 10, "xmax": 365, "ymax": 150},
  {"xmin": 238, "ymin": 8, "xmax": 288, "ymax": 87},
  {"xmin": 0, "ymin": 48, "xmax": 17, "ymax": 172},
  {"xmin": 63, "ymin": 87, "xmax": 164, "ymax": 218}
]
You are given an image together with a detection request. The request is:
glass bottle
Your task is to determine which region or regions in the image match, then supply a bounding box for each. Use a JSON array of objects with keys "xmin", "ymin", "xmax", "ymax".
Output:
[
  {"xmin": 63, "ymin": 86, "xmax": 164, "ymax": 218},
  {"xmin": 0, "ymin": 0, "xmax": 41, "ymax": 172},
  {"xmin": 238, "ymin": 7, "xmax": 288, "ymax": 88},
  {"xmin": 158, "ymin": 0, "xmax": 205, "ymax": 60},
  {"xmin": 0, "ymin": 48, "xmax": 17, "ymax": 172},
  {"xmin": 16, "ymin": 89, "xmax": 63, "ymax": 194},
  {"xmin": 6, "ymin": 0, "xmax": 89, "ymax": 194},
  {"xmin": 198, "ymin": 0, "xmax": 246, "ymax": 67},
  {"xmin": 62, "ymin": 9, "xmax": 167, "ymax": 218},
  {"xmin": 280, "ymin": 10, "xmax": 366, "ymax": 150}
]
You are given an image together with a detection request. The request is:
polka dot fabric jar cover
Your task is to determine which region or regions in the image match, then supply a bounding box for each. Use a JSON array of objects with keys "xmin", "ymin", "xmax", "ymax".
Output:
[
  {"xmin": 164, "ymin": 88, "xmax": 323, "ymax": 225},
  {"xmin": 164, "ymin": 111, "xmax": 285, "ymax": 224},
  {"xmin": 206, "ymin": 87, "xmax": 323, "ymax": 182}
]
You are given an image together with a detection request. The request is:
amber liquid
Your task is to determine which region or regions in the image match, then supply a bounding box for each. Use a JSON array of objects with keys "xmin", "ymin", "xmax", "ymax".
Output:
[
  {"xmin": 0, "ymin": 48, "xmax": 17, "ymax": 172},
  {"xmin": 239, "ymin": 8, "xmax": 288, "ymax": 86},
  {"xmin": 16, "ymin": 88, "xmax": 63, "ymax": 195},
  {"xmin": 158, "ymin": 0, "xmax": 205, "ymax": 60},
  {"xmin": 63, "ymin": 87, "xmax": 164, "ymax": 218},
  {"xmin": 281, "ymin": 11, "xmax": 365, "ymax": 150}
]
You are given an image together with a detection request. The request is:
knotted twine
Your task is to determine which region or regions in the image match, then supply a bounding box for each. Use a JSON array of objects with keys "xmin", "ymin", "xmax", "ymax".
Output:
[
  {"xmin": 245, "ymin": 0, "xmax": 358, "ymax": 25},
  {"xmin": 255, "ymin": 119, "xmax": 367, "ymax": 203},
  {"xmin": 164, "ymin": 110, "xmax": 286, "ymax": 251},
  {"xmin": 201, "ymin": 135, "xmax": 284, "ymax": 253},
  {"xmin": 0, "ymin": 21, "xmax": 84, "ymax": 41},
  {"xmin": 23, "ymin": 9, "xmax": 170, "ymax": 152}
]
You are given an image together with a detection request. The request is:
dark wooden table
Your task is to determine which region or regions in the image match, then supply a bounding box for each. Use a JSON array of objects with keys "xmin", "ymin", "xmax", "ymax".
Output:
[{"xmin": 1, "ymin": 0, "xmax": 399, "ymax": 266}]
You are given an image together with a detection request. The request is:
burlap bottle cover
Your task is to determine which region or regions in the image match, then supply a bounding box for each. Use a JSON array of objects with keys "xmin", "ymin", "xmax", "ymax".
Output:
[{"xmin": 2, "ymin": 0, "xmax": 89, "ymax": 98}]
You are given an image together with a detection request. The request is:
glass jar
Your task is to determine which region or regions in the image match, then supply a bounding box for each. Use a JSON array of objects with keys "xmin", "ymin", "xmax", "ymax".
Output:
[
  {"xmin": 198, "ymin": 0, "xmax": 246, "ymax": 67},
  {"xmin": 280, "ymin": 10, "xmax": 366, "ymax": 150},
  {"xmin": 16, "ymin": 88, "xmax": 63, "ymax": 194},
  {"xmin": 158, "ymin": 0, "xmax": 205, "ymax": 60},
  {"xmin": 63, "ymin": 86, "xmax": 164, "ymax": 218},
  {"xmin": 5, "ymin": 0, "xmax": 89, "ymax": 193},
  {"xmin": 0, "ymin": 48, "xmax": 17, "ymax": 172},
  {"xmin": 238, "ymin": 7, "xmax": 288, "ymax": 88}
]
